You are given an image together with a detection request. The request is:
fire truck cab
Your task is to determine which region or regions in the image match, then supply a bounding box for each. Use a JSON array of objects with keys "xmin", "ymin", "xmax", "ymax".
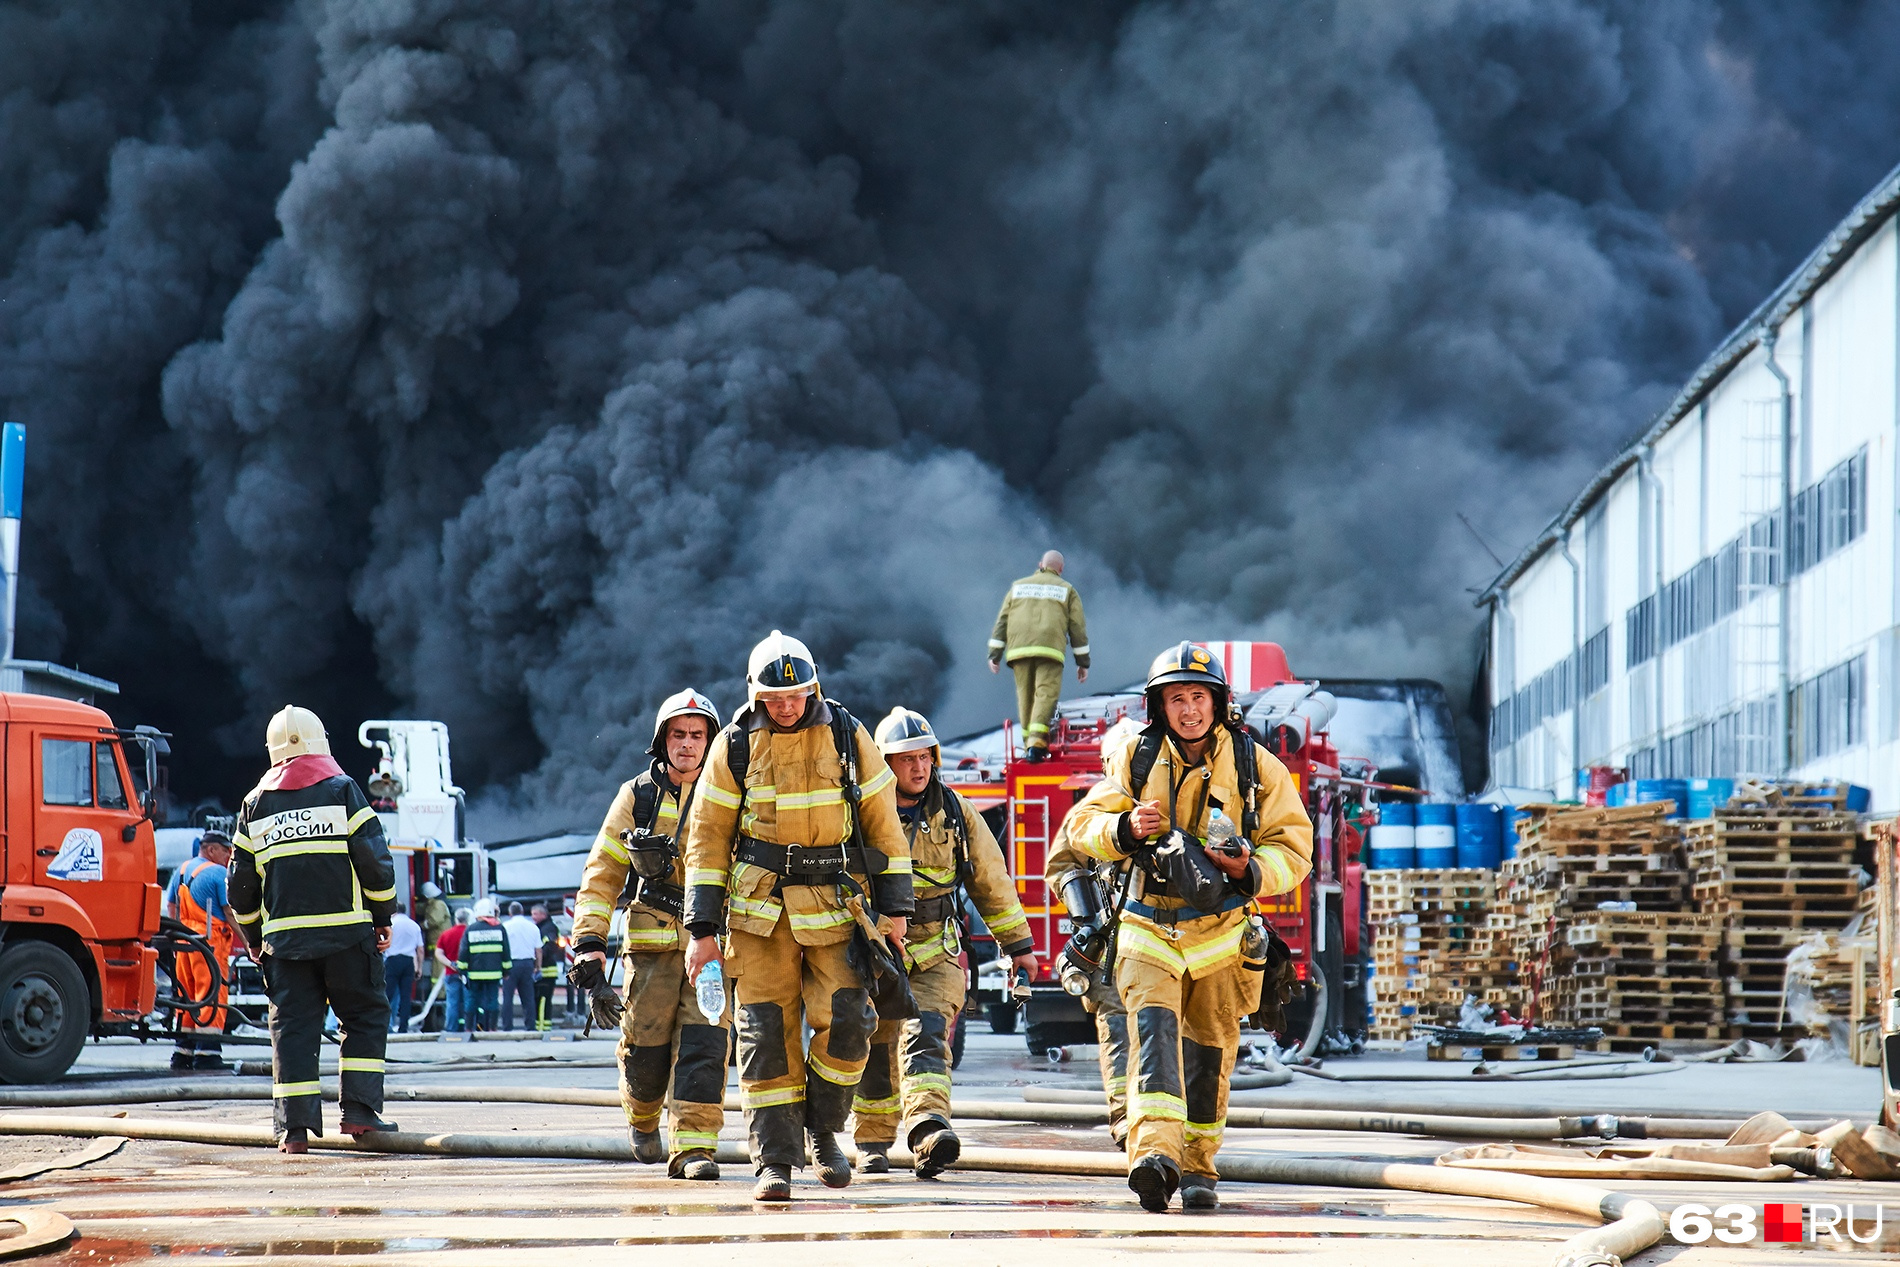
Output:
[{"xmin": 0, "ymin": 692, "xmax": 167, "ymax": 1082}]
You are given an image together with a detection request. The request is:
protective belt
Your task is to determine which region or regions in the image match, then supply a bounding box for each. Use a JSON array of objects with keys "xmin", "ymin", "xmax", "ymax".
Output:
[
  {"xmin": 736, "ymin": 837, "xmax": 889, "ymax": 881},
  {"xmin": 910, "ymin": 892, "xmax": 957, "ymax": 925},
  {"xmin": 629, "ymin": 879, "xmax": 684, "ymax": 921},
  {"xmin": 1120, "ymin": 893, "xmax": 1251, "ymax": 927}
]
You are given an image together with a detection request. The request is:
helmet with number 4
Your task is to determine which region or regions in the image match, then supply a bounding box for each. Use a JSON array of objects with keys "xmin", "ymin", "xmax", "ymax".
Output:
[
  {"xmin": 1144, "ymin": 641, "xmax": 1230, "ymax": 723},
  {"xmin": 875, "ymin": 707, "xmax": 940, "ymax": 763},
  {"xmin": 647, "ymin": 688, "xmax": 722, "ymax": 758},
  {"xmin": 747, "ymin": 630, "xmax": 819, "ymax": 701}
]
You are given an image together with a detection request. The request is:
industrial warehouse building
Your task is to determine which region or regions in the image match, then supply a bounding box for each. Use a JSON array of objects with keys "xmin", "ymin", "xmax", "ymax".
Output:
[{"xmin": 1483, "ymin": 160, "xmax": 1900, "ymax": 808}]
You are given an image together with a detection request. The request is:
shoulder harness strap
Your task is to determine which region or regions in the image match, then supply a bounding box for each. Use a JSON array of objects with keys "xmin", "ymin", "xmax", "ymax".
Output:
[
  {"xmin": 1229, "ymin": 720, "xmax": 1260, "ymax": 838},
  {"xmin": 631, "ymin": 774, "xmax": 662, "ymax": 834},
  {"xmin": 940, "ymin": 783, "xmax": 973, "ymax": 885},
  {"xmin": 1127, "ymin": 728, "xmax": 1165, "ymax": 800}
]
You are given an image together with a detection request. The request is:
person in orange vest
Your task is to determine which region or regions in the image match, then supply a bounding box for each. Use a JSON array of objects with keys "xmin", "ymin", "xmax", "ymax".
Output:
[{"xmin": 164, "ymin": 827, "xmax": 240, "ymax": 1071}]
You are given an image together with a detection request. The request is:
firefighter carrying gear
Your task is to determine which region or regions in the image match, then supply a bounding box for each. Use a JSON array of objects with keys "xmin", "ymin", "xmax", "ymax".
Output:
[
  {"xmin": 1067, "ymin": 668, "xmax": 1312, "ymax": 1199},
  {"xmin": 681, "ymin": 669, "xmax": 911, "ymax": 1188},
  {"xmin": 229, "ymin": 714, "xmax": 399, "ymax": 1143},
  {"xmin": 571, "ymin": 713, "xmax": 730, "ymax": 1178},
  {"xmin": 854, "ymin": 707, "xmax": 1033, "ymax": 1172},
  {"xmin": 988, "ymin": 565, "xmax": 1088, "ymax": 752}
]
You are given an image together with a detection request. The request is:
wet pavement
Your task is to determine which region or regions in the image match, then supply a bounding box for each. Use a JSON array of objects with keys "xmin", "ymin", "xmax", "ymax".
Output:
[{"xmin": 0, "ymin": 1025, "xmax": 1889, "ymax": 1264}]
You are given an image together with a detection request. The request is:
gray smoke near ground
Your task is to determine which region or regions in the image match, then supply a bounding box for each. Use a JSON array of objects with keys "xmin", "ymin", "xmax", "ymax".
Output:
[{"xmin": 3, "ymin": 1, "xmax": 1899, "ymax": 820}]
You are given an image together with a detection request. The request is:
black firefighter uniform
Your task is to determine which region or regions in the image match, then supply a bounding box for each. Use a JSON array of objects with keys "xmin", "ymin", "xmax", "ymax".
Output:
[
  {"xmin": 987, "ymin": 567, "xmax": 1089, "ymax": 750},
  {"xmin": 1043, "ymin": 816, "xmax": 1132, "ymax": 1146},
  {"xmin": 852, "ymin": 784, "xmax": 1032, "ymax": 1148},
  {"xmin": 571, "ymin": 763, "xmax": 729, "ymax": 1172},
  {"xmin": 229, "ymin": 766, "xmax": 398, "ymax": 1137},
  {"xmin": 681, "ymin": 701, "xmax": 913, "ymax": 1169},
  {"xmin": 1068, "ymin": 725, "xmax": 1312, "ymax": 1180}
]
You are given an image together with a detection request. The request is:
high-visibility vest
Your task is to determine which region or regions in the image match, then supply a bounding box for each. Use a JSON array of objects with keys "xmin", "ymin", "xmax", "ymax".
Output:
[{"xmin": 457, "ymin": 923, "xmax": 509, "ymax": 981}]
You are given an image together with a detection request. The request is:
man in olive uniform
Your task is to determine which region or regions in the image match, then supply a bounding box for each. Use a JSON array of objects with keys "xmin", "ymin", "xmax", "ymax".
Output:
[
  {"xmin": 1043, "ymin": 717, "xmax": 1142, "ymax": 1148},
  {"xmin": 988, "ymin": 550, "xmax": 1089, "ymax": 761},
  {"xmin": 418, "ymin": 881, "xmax": 452, "ymax": 992},
  {"xmin": 681, "ymin": 631, "xmax": 913, "ymax": 1202},
  {"xmin": 853, "ymin": 707, "xmax": 1039, "ymax": 1178},
  {"xmin": 1068, "ymin": 644, "xmax": 1313, "ymax": 1211},
  {"xmin": 569, "ymin": 689, "xmax": 728, "ymax": 1180},
  {"xmin": 229, "ymin": 706, "xmax": 401, "ymax": 1154}
]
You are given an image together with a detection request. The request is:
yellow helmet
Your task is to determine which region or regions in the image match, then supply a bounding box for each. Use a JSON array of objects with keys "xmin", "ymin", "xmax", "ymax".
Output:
[
  {"xmin": 266, "ymin": 705, "xmax": 331, "ymax": 764},
  {"xmin": 747, "ymin": 630, "xmax": 819, "ymax": 701},
  {"xmin": 875, "ymin": 706, "xmax": 939, "ymax": 761}
]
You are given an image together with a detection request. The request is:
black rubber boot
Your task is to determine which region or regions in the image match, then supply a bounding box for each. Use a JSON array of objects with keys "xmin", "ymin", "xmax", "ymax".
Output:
[
  {"xmin": 809, "ymin": 1130, "xmax": 853, "ymax": 1189},
  {"xmin": 1180, "ymin": 1172, "xmax": 1219, "ymax": 1209},
  {"xmin": 170, "ymin": 1050, "xmax": 195, "ymax": 1071},
  {"xmin": 753, "ymin": 1163, "xmax": 793, "ymax": 1202},
  {"xmin": 910, "ymin": 1122, "xmax": 961, "ymax": 1180},
  {"xmin": 859, "ymin": 1143, "xmax": 891, "ymax": 1174},
  {"xmin": 674, "ymin": 1153, "xmax": 720, "ymax": 1181},
  {"xmin": 630, "ymin": 1126, "xmax": 666, "ymax": 1164},
  {"xmin": 339, "ymin": 1105, "xmax": 399, "ymax": 1137},
  {"xmin": 1128, "ymin": 1152, "xmax": 1180, "ymax": 1212},
  {"xmin": 279, "ymin": 1128, "xmax": 309, "ymax": 1155}
]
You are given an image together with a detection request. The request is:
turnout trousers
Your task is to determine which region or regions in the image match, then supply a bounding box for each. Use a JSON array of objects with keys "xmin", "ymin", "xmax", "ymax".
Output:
[
  {"xmin": 729, "ymin": 914, "xmax": 877, "ymax": 1171},
  {"xmin": 263, "ymin": 938, "xmax": 390, "ymax": 1136},
  {"xmin": 1083, "ymin": 974, "xmax": 1132, "ymax": 1147},
  {"xmin": 618, "ymin": 950, "xmax": 732, "ymax": 1174},
  {"xmin": 1011, "ymin": 657, "xmax": 1063, "ymax": 750},
  {"xmin": 1114, "ymin": 951, "xmax": 1250, "ymax": 1179},
  {"xmin": 852, "ymin": 953, "xmax": 964, "ymax": 1147}
]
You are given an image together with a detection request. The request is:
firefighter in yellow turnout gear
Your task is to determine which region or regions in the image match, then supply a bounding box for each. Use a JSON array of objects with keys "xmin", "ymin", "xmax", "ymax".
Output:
[
  {"xmin": 1069, "ymin": 643, "xmax": 1312, "ymax": 1212},
  {"xmin": 1043, "ymin": 717, "xmax": 1144, "ymax": 1148},
  {"xmin": 569, "ymin": 689, "xmax": 728, "ymax": 1180},
  {"xmin": 682, "ymin": 632, "xmax": 913, "ymax": 1203},
  {"xmin": 854, "ymin": 708, "xmax": 1039, "ymax": 1178},
  {"xmin": 988, "ymin": 550, "xmax": 1089, "ymax": 760}
]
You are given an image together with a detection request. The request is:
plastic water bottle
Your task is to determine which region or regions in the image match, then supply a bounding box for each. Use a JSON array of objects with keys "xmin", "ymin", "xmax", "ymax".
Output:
[
  {"xmin": 1207, "ymin": 807, "xmax": 1239, "ymax": 853},
  {"xmin": 695, "ymin": 960, "xmax": 726, "ymax": 1023}
]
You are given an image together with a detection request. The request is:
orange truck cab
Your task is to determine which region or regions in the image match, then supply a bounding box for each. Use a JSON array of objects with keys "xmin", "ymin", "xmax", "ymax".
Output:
[{"xmin": 0, "ymin": 692, "xmax": 164, "ymax": 1082}]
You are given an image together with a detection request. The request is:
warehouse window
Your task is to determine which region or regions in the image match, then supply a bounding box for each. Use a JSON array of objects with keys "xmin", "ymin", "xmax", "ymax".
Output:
[
  {"xmin": 1790, "ymin": 655, "xmax": 1864, "ymax": 766},
  {"xmin": 1579, "ymin": 627, "xmax": 1610, "ymax": 697},
  {"xmin": 1787, "ymin": 449, "xmax": 1866, "ymax": 575},
  {"xmin": 1625, "ymin": 595, "xmax": 1657, "ymax": 667}
]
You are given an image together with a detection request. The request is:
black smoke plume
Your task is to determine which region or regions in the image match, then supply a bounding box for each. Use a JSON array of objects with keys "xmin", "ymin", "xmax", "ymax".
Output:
[{"xmin": 3, "ymin": 1, "xmax": 1898, "ymax": 818}]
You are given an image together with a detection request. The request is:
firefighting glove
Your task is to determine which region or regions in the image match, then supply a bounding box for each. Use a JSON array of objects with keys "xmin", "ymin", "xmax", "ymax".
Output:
[
  {"xmin": 584, "ymin": 982, "xmax": 624, "ymax": 1035},
  {"xmin": 567, "ymin": 938, "xmax": 608, "ymax": 991}
]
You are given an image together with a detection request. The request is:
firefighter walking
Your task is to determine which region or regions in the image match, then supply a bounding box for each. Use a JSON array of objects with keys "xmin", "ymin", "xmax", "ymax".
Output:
[
  {"xmin": 853, "ymin": 708, "xmax": 1038, "ymax": 1178},
  {"xmin": 164, "ymin": 826, "xmax": 238, "ymax": 1071},
  {"xmin": 988, "ymin": 550, "xmax": 1089, "ymax": 761},
  {"xmin": 1068, "ymin": 644, "xmax": 1312, "ymax": 1211},
  {"xmin": 229, "ymin": 706, "xmax": 402, "ymax": 1154},
  {"xmin": 682, "ymin": 632, "xmax": 913, "ymax": 1202},
  {"xmin": 569, "ymin": 689, "xmax": 729, "ymax": 1180}
]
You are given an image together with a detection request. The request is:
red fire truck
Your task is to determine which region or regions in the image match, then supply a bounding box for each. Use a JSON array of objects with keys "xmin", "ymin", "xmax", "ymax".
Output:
[{"xmin": 945, "ymin": 641, "xmax": 1460, "ymax": 1056}]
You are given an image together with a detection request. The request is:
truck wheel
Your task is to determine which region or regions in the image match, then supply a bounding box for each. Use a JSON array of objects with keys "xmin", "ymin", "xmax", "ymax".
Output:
[
  {"xmin": 986, "ymin": 1002, "xmax": 1019, "ymax": 1035},
  {"xmin": 0, "ymin": 942, "xmax": 90, "ymax": 1084}
]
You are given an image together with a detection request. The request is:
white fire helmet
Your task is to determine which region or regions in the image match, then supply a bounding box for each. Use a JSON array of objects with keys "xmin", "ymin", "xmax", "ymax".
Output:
[
  {"xmin": 1101, "ymin": 716, "xmax": 1143, "ymax": 772},
  {"xmin": 875, "ymin": 707, "xmax": 939, "ymax": 762},
  {"xmin": 648, "ymin": 688, "xmax": 722, "ymax": 757},
  {"xmin": 747, "ymin": 630, "xmax": 819, "ymax": 701},
  {"xmin": 266, "ymin": 705, "xmax": 331, "ymax": 764},
  {"xmin": 473, "ymin": 897, "xmax": 499, "ymax": 919},
  {"xmin": 420, "ymin": 881, "xmax": 443, "ymax": 900}
]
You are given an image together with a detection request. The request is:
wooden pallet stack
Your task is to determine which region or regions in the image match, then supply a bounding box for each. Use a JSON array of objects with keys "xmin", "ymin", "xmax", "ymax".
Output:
[
  {"xmin": 1367, "ymin": 868, "xmax": 1497, "ymax": 1039},
  {"xmin": 1779, "ymin": 888, "xmax": 1880, "ymax": 1063},
  {"xmin": 1503, "ymin": 803, "xmax": 1718, "ymax": 1047},
  {"xmin": 1685, "ymin": 787, "xmax": 1865, "ymax": 1041}
]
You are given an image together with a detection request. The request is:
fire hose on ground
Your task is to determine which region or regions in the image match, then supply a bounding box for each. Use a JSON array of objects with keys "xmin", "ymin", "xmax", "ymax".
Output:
[{"xmin": 0, "ymin": 1110, "xmax": 1660, "ymax": 1266}]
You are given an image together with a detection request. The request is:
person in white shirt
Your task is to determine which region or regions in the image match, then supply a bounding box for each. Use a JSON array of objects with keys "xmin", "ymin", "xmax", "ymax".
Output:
[
  {"xmin": 383, "ymin": 911, "xmax": 425, "ymax": 1033},
  {"xmin": 501, "ymin": 902, "xmax": 542, "ymax": 1031}
]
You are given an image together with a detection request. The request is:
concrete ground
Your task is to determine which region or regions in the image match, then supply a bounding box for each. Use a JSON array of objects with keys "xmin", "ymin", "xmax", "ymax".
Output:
[{"xmin": 0, "ymin": 1021, "xmax": 1891, "ymax": 1264}]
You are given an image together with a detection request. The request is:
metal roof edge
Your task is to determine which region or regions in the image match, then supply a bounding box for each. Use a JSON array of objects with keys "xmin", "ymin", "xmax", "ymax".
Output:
[
  {"xmin": 1477, "ymin": 156, "xmax": 1900, "ymax": 607},
  {"xmin": 2, "ymin": 659, "xmax": 121, "ymax": 694}
]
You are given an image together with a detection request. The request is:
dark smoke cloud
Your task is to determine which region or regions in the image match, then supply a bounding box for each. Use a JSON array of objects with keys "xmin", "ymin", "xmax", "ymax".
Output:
[{"xmin": 3, "ymin": 1, "xmax": 1899, "ymax": 818}]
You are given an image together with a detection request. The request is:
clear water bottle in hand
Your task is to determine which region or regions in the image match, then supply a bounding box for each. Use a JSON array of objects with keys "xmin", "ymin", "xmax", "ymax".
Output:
[
  {"xmin": 695, "ymin": 959, "xmax": 726, "ymax": 1023},
  {"xmin": 1206, "ymin": 807, "xmax": 1243, "ymax": 857}
]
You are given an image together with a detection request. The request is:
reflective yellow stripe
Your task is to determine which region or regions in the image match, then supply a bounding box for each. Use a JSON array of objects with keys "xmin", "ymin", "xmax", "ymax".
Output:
[
  {"xmin": 672, "ymin": 1130, "xmax": 721, "ymax": 1150},
  {"xmin": 746, "ymin": 785, "xmax": 778, "ymax": 802},
  {"xmin": 623, "ymin": 928, "xmax": 679, "ymax": 948},
  {"xmin": 1026, "ymin": 723, "xmax": 1050, "ymax": 735},
  {"xmin": 744, "ymin": 1085, "xmax": 806, "ymax": 1110},
  {"xmin": 233, "ymin": 833, "xmax": 254, "ymax": 851},
  {"xmin": 914, "ymin": 866, "xmax": 958, "ymax": 887},
  {"xmin": 859, "ymin": 765, "xmax": 895, "ymax": 797},
  {"xmin": 1255, "ymin": 848, "xmax": 1304, "ymax": 896},
  {"xmin": 233, "ymin": 909, "xmax": 262, "ymax": 925},
  {"xmin": 807, "ymin": 1051, "xmax": 860, "ymax": 1086},
  {"xmin": 1005, "ymin": 645, "xmax": 1064, "ymax": 662},
  {"xmin": 775, "ymin": 788, "xmax": 843, "ymax": 810},
  {"xmin": 730, "ymin": 895, "xmax": 781, "ymax": 921},
  {"xmin": 1104, "ymin": 1076, "xmax": 1128, "ymax": 1095},
  {"xmin": 853, "ymin": 1093, "xmax": 901, "ymax": 1115},
  {"xmin": 1132, "ymin": 1092, "xmax": 1186, "ymax": 1122},
  {"xmin": 596, "ymin": 833, "xmax": 630, "ymax": 865},
  {"xmin": 788, "ymin": 908, "xmax": 854, "ymax": 932},
  {"xmin": 339, "ymin": 1058, "xmax": 384, "ymax": 1073},
  {"xmin": 1072, "ymin": 644, "xmax": 1090, "ymax": 657},
  {"xmin": 986, "ymin": 908, "xmax": 1030, "ymax": 943},
  {"xmin": 574, "ymin": 897, "xmax": 613, "ymax": 918},
  {"xmin": 1185, "ymin": 1121, "xmax": 1224, "ymax": 1140},
  {"xmin": 905, "ymin": 1072, "xmax": 952, "ymax": 1096},
  {"xmin": 254, "ymin": 839, "xmax": 350, "ymax": 866},
  {"xmin": 1118, "ymin": 921, "xmax": 1187, "ymax": 971},
  {"xmin": 879, "ymin": 855, "xmax": 912, "ymax": 875},
  {"xmin": 466, "ymin": 970, "xmax": 503, "ymax": 980},
  {"xmin": 263, "ymin": 909, "xmax": 371, "ymax": 934},
  {"xmin": 362, "ymin": 885, "xmax": 396, "ymax": 902},
  {"xmin": 988, "ymin": 639, "xmax": 1006, "ymax": 650},
  {"xmin": 1179, "ymin": 922, "xmax": 1246, "ymax": 976},
  {"xmin": 687, "ymin": 868, "xmax": 727, "ymax": 888},
  {"xmin": 700, "ymin": 782, "xmax": 743, "ymax": 809},
  {"xmin": 273, "ymin": 1081, "xmax": 322, "ymax": 1098},
  {"xmin": 346, "ymin": 805, "xmax": 379, "ymax": 834}
]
